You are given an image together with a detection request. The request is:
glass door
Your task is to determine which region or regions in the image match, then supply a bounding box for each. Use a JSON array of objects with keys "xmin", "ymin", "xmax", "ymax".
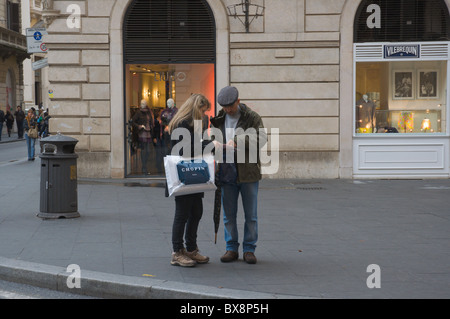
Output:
[{"xmin": 125, "ymin": 63, "xmax": 215, "ymax": 177}]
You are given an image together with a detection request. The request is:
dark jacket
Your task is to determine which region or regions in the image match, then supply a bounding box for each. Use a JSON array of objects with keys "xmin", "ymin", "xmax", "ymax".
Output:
[
  {"xmin": 5, "ymin": 112, "xmax": 14, "ymax": 128},
  {"xmin": 40, "ymin": 114, "xmax": 51, "ymax": 137},
  {"xmin": 210, "ymin": 104, "xmax": 266, "ymax": 183},
  {"xmin": 131, "ymin": 108, "xmax": 154, "ymax": 142},
  {"xmin": 170, "ymin": 119, "xmax": 211, "ymax": 157},
  {"xmin": 14, "ymin": 110, "xmax": 25, "ymax": 123},
  {"xmin": 24, "ymin": 115, "xmax": 37, "ymax": 132}
]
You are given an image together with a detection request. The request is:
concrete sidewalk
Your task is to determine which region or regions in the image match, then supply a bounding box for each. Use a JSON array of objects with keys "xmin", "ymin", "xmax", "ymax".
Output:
[
  {"xmin": 0, "ymin": 148, "xmax": 449, "ymax": 298},
  {"xmin": 0, "ymin": 132, "xmax": 23, "ymax": 144}
]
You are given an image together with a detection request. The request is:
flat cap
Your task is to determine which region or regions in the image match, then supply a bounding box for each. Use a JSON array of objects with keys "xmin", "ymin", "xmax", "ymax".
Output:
[{"xmin": 217, "ymin": 86, "xmax": 239, "ymax": 107}]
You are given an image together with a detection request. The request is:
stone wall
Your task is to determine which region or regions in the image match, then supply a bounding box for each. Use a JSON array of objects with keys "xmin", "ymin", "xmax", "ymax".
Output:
[
  {"xmin": 45, "ymin": 0, "xmax": 113, "ymax": 177},
  {"xmin": 45, "ymin": 0, "xmax": 348, "ymax": 179},
  {"xmin": 227, "ymin": 0, "xmax": 345, "ymax": 178}
]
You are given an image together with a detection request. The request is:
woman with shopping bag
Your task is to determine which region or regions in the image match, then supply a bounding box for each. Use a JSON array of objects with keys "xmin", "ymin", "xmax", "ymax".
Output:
[{"xmin": 167, "ymin": 94, "xmax": 217, "ymax": 267}]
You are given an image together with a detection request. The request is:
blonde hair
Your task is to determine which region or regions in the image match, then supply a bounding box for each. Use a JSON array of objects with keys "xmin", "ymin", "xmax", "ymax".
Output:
[{"xmin": 168, "ymin": 94, "xmax": 210, "ymax": 133}]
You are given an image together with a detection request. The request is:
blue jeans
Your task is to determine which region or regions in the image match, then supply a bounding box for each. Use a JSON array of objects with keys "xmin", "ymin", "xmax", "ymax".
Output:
[
  {"xmin": 222, "ymin": 181, "xmax": 259, "ymax": 253},
  {"xmin": 25, "ymin": 133, "xmax": 36, "ymax": 160}
]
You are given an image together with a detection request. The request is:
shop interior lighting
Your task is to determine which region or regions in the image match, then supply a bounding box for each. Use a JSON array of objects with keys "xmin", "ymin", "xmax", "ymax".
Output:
[{"xmin": 421, "ymin": 118, "xmax": 431, "ymax": 132}]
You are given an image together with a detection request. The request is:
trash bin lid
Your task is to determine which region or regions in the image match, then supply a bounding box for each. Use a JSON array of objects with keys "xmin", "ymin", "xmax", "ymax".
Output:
[
  {"xmin": 39, "ymin": 132, "xmax": 79, "ymax": 156},
  {"xmin": 41, "ymin": 132, "xmax": 78, "ymax": 144}
]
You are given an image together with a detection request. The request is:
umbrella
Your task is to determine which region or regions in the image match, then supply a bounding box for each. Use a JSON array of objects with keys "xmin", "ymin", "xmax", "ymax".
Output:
[{"xmin": 213, "ymin": 183, "xmax": 222, "ymax": 244}]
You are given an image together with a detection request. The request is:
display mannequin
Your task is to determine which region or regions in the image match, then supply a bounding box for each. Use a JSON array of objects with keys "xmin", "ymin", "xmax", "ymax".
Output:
[
  {"xmin": 161, "ymin": 98, "xmax": 178, "ymax": 152},
  {"xmin": 161, "ymin": 98, "xmax": 177, "ymax": 126},
  {"xmin": 356, "ymin": 94, "xmax": 376, "ymax": 132},
  {"xmin": 132, "ymin": 99, "xmax": 155, "ymax": 174}
]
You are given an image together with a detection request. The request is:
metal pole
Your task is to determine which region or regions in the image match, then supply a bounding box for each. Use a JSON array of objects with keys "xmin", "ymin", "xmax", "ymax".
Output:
[{"xmin": 244, "ymin": 0, "xmax": 250, "ymax": 33}]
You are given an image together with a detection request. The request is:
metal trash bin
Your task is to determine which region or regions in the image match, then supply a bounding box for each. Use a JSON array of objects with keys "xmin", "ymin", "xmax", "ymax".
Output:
[{"xmin": 37, "ymin": 133, "xmax": 80, "ymax": 219}]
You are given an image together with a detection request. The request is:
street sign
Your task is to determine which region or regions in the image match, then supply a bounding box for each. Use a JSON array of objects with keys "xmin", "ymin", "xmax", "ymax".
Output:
[
  {"xmin": 26, "ymin": 28, "xmax": 48, "ymax": 54},
  {"xmin": 32, "ymin": 58, "xmax": 49, "ymax": 71}
]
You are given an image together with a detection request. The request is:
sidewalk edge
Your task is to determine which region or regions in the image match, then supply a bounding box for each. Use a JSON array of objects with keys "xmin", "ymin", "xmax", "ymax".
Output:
[{"xmin": 0, "ymin": 257, "xmax": 304, "ymax": 299}]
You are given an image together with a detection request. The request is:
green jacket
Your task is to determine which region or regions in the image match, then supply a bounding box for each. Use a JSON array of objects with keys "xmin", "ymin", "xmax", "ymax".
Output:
[{"xmin": 210, "ymin": 104, "xmax": 267, "ymax": 183}]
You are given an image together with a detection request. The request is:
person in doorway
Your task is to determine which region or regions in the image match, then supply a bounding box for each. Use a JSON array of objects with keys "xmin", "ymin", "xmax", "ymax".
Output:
[
  {"xmin": 24, "ymin": 107, "xmax": 37, "ymax": 161},
  {"xmin": 210, "ymin": 86, "xmax": 267, "ymax": 264},
  {"xmin": 167, "ymin": 93, "xmax": 214, "ymax": 267},
  {"xmin": 131, "ymin": 99, "xmax": 155, "ymax": 175},
  {"xmin": 5, "ymin": 110, "xmax": 14, "ymax": 137},
  {"xmin": 14, "ymin": 106, "xmax": 25, "ymax": 139}
]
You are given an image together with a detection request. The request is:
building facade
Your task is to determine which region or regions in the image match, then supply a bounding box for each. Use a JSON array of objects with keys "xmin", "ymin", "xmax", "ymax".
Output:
[
  {"xmin": 41, "ymin": 0, "xmax": 450, "ymax": 179},
  {"xmin": 0, "ymin": 0, "xmax": 27, "ymax": 119},
  {"xmin": 22, "ymin": 0, "xmax": 49, "ymax": 111}
]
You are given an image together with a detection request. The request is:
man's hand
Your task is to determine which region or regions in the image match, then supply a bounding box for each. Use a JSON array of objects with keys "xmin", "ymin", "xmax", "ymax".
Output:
[{"xmin": 226, "ymin": 140, "xmax": 236, "ymax": 148}]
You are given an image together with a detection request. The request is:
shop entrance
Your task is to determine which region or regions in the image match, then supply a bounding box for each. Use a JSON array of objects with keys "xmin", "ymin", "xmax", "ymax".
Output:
[{"xmin": 123, "ymin": 0, "xmax": 216, "ymax": 177}]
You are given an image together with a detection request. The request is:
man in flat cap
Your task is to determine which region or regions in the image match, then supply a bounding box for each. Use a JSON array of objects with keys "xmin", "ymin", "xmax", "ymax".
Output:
[{"xmin": 210, "ymin": 86, "xmax": 266, "ymax": 264}]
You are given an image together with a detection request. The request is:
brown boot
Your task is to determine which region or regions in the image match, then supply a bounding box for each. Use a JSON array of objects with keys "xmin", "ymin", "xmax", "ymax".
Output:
[
  {"xmin": 243, "ymin": 252, "xmax": 257, "ymax": 264},
  {"xmin": 184, "ymin": 248, "xmax": 209, "ymax": 264},
  {"xmin": 220, "ymin": 250, "xmax": 238, "ymax": 263},
  {"xmin": 171, "ymin": 249, "xmax": 196, "ymax": 267}
]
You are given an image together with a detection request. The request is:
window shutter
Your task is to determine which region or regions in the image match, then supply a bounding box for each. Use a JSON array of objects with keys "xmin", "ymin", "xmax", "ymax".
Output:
[
  {"xmin": 354, "ymin": 0, "xmax": 450, "ymax": 43},
  {"xmin": 124, "ymin": 0, "xmax": 216, "ymax": 64},
  {"xmin": 7, "ymin": 1, "xmax": 20, "ymax": 33}
]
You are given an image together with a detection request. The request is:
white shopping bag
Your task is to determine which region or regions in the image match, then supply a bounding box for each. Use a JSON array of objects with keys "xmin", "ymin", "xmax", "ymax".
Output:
[{"xmin": 164, "ymin": 153, "xmax": 216, "ymax": 197}]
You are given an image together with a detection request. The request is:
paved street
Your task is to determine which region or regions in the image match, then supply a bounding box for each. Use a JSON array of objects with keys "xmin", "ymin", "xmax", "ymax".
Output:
[
  {"xmin": 0, "ymin": 279, "xmax": 96, "ymax": 299},
  {"xmin": 0, "ymin": 136, "xmax": 450, "ymax": 298},
  {"xmin": 0, "ymin": 137, "xmax": 25, "ymax": 164}
]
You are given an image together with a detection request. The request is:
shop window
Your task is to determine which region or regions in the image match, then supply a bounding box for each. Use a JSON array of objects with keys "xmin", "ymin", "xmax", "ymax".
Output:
[
  {"xmin": 125, "ymin": 63, "xmax": 215, "ymax": 176},
  {"xmin": 356, "ymin": 61, "xmax": 447, "ymax": 134},
  {"xmin": 123, "ymin": 0, "xmax": 216, "ymax": 177}
]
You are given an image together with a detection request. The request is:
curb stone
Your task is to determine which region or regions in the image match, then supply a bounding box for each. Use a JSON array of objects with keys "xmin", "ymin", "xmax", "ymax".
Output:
[{"xmin": 0, "ymin": 257, "xmax": 303, "ymax": 299}]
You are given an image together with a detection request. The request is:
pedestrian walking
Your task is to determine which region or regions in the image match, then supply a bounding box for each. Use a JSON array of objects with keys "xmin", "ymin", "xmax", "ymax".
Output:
[
  {"xmin": 24, "ymin": 107, "xmax": 38, "ymax": 161},
  {"xmin": 39, "ymin": 111, "xmax": 51, "ymax": 138},
  {"xmin": 14, "ymin": 106, "xmax": 25, "ymax": 138},
  {"xmin": 37, "ymin": 107, "xmax": 45, "ymax": 135},
  {"xmin": 210, "ymin": 86, "xmax": 267, "ymax": 264},
  {"xmin": 5, "ymin": 110, "xmax": 14, "ymax": 137},
  {"xmin": 0, "ymin": 108, "xmax": 4, "ymax": 140},
  {"xmin": 167, "ymin": 93, "xmax": 214, "ymax": 267}
]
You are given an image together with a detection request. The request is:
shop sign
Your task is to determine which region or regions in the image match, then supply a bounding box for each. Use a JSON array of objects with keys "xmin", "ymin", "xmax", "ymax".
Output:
[
  {"xmin": 153, "ymin": 71, "xmax": 187, "ymax": 82},
  {"xmin": 384, "ymin": 45, "xmax": 420, "ymax": 59},
  {"xmin": 32, "ymin": 58, "xmax": 48, "ymax": 71}
]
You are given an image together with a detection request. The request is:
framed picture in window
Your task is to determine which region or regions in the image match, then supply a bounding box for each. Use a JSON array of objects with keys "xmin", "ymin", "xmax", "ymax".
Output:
[
  {"xmin": 418, "ymin": 69, "xmax": 439, "ymax": 99},
  {"xmin": 393, "ymin": 70, "xmax": 414, "ymax": 100}
]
